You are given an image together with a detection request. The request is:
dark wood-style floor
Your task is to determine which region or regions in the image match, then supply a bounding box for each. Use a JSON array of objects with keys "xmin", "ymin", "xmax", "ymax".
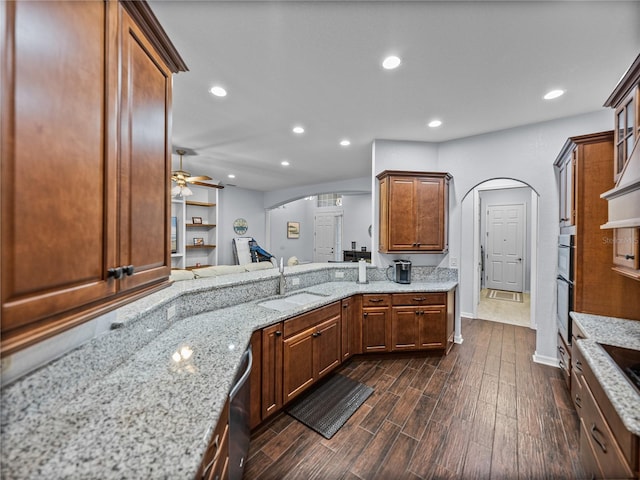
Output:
[{"xmin": 244, "ymin": 317, "xmax": 584, "ymax": 480}]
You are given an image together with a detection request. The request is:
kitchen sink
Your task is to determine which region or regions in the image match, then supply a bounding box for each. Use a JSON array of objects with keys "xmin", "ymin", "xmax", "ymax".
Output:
[
  {"xmin": 258, "ymin": 292, "xmax": 327, "ymax": 312},
  {"xmin": 598, "ymin": 343, "xmax": 640, "ymax": 394}
]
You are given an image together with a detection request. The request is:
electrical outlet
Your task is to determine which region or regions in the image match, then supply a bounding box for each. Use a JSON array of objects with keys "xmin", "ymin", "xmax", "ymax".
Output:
[
  {"xmin": 291, "ymin": 277, "xmax": 300, "ymax": 286},
  {"xmin": 1, "ymin": 356, "xmax": 12, "ymax": 375},
  {"xmin": 167, "ymin": 305, "xmax": 177, "ymax": 321},
  {"xmin": 335, "ymin": 271, "xmax": 345, "ymax": 279},
  {"xmin": 450, "ymin": 257, "xmax": 458, "ymax": 267}
]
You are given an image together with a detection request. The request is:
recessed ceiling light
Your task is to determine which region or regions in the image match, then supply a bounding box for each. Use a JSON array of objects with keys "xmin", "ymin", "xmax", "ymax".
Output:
[
  {"xmin": 281, "ymin": 160, "xmax": 290, "ymax": 166},
  {"xmin": 228, "ymin": 174, "xmax": 235, "ymax": 179},
  {"xmin": 428, "ymin": 120, "xmax": 442, "ymax": 128},
  {"xmin": 543, "ymin": 89, "xmax": 565, "ymax": 100},
  {"xmin": 382, "ymin": 55, "xmax": 401, "ymax": 70},
  {"xmin": 340, "ymin": 139, "xmax": 351, "ymax": 147},
  {"xmin": 209, "ymin": 86, "xmax": 227, "ymax": 97},
  {"xmin": 292, "ymin": 126, "xmax": 305, "ymax": 134}
]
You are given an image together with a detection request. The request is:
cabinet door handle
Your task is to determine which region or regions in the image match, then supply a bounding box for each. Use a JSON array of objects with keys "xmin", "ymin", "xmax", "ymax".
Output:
[
  {"xmin": 574, "ymin": 394, "xmax": 582, "ymax": 409},
  {"xmin": 343, "ymin": 304, "xmax": 348, "ymax": 309},
  {"xmin": 625, "ymin": 254, "xmax": 635, "ymax": 260},
  {"xmin": 312, "ymin": 332, "xmax": 320, "ymax": 338},
  {"xmin": 122, "ymin": 265, "xmax": 134, "ymax": 276},
  {"xmin": 108, "ymin": 267, "xmax": 123, "ymax": 280},
  {"xmin": 558, "ymin": 345, "xmax": 565, "ymax": 355},
  {"xmin": 363, "ymin": 312, "xmax": 368, "ymax": 318},
  {"xmin": 590, "ymin": 424, "xmax": 607, "ymax": 453},
  {"xmin": 275, "ymin": 330, "xmax": 282, "ymax": 337}
]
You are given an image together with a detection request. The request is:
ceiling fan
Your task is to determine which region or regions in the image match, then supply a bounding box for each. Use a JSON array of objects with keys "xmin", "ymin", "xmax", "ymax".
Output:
[{"xmin": 171, "ymin": 149, "xmax": 212, "ymax": 197}]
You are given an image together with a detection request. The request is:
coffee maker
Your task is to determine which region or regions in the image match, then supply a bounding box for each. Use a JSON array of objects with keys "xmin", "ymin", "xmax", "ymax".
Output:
[{"xmin": 392, "ymin": 260, "xmax": 412, "ymax": 284}]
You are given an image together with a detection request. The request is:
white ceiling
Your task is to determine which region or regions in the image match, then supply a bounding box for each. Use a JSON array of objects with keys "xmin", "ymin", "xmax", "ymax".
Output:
[{"xmin": 149, "ymin": 1, "xmax": 640, "ymax": 192}]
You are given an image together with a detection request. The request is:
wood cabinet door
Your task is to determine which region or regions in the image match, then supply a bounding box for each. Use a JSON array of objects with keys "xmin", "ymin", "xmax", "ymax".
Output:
[
  {"xmin": 415, "ymin": 177, "xmax": 446, "ymax": 250},
  {"xmin": 117, "ymin": 8, "xmax": 171, "ymax": 292},
  {"xmin": 387, "ymin": 176, "xmax": 417, "ymax": 250},
  {"xmin": 314, "ymin": 316, "xmax": 342, "ymax": 379},
  {"xmin": 612, "ymin": 228, "xmax": 639, "ymax": 270},
  {"xmin": 362, "ymin": 307, "xmax": 390, "ymax": 352},
  {"xmin": 249, "ymin": 331, "xmax": 262, "ymax": 429},
  {"xmin": 341, "ymin": 296, "xmax": 362, "ymax": 360},
  {"xmin": 391, "ymin": 307, "xmax": 419, "ymax": 351},
  {"xmin": 283, "ymin": 329, "xmax": 314, "ymax": 403},
  {"xmin": 1, "ymin": 0, "xmax": 118, "ymax": 352},
  {"xmin": 261, "ymin": 323, "xmax": 283, "ymax": 419},
  {"xmin": 418, "ymin": 307, "xmax": 446, "ymax": 349}
]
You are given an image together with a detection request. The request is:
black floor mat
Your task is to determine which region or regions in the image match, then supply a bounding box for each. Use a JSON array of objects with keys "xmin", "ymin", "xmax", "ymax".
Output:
[{"xmin": 285, "ymin": 373, "xmax": 373, "ymax": 439}]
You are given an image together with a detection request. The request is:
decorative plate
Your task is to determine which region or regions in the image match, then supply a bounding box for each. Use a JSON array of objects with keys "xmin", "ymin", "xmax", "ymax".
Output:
[{"xmin": 233, "ymin": 218, "xmax": 248, "ymax": 235}]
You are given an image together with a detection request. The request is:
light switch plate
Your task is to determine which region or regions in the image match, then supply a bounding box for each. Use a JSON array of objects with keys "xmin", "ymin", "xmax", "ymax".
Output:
[{"xmin": 450, "ymin": 257, "xmax": 458, "ymax": 267}]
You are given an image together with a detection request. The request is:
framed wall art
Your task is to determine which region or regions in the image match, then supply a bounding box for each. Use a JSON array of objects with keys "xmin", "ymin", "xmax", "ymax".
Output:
[{"xmin": 287, "ymin": 221, "xmax": 300, "ymax": 239}]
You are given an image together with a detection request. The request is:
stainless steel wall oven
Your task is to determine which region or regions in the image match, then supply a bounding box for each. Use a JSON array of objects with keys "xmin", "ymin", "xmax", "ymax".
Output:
[{"xmin": 557, "ymin": 234, "xmax": 575, "ymax": 345}]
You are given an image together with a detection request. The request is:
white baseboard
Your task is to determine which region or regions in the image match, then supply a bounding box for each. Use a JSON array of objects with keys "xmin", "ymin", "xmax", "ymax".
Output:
[
  {"xmin": 532, "ymin": 351, "xmax": 559, "ymax": 368},
  {"xmin": 460, "ymin": 311, "xmax": 474, "ymax": 319},
  {"xmin": 454, "ymin": 335, "xmax": 464, "ymax": 344}
]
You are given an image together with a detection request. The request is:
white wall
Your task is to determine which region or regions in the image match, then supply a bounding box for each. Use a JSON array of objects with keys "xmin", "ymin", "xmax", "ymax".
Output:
[
  {"xmin": 342, "ymin": 193, "xmax": 373, "ymax": 252},
  {"xmin": 263, "ymin": 176, "xmax": 370, "ymax": 209},
  {"xmin": 218, "ymin": 186, "xmax": 266, "ymax": 265},
  {"xmin": 269, "ymin": 198, "xmax": 315, "ymax": 262},
  {"xmin": 439, "ymin": 110, "xmax": 612, "ymax": 363}
]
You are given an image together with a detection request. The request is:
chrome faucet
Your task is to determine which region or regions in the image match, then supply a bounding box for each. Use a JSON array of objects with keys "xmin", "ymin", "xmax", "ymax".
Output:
[{"xmin": 278, "ymin": 257, "xmax": 286, "ymax": 295}]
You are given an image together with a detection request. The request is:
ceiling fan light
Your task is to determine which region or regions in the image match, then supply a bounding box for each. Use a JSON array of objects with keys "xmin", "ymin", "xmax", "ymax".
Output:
[
  {"xmin": 171, "ymin": 185, "xmax": 182, "ymax": 196},
  {"xmin": 181, "ymin": 186, "xmax": 193, "ymax": 197}
]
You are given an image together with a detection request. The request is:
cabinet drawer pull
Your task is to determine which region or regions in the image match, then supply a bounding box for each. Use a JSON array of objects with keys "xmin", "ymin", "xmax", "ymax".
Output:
[
  {"xmin": 590, "ymin": 424, "xmax": 607, "ymax": 453},
  {"xmin": 574, "ymin": 394, "xmax": 582, "ymax": 409},
  {"xmin": 558, "ymin": 345, "xmax": 565, "ymax": 355},
  {"xmin": 412, "ymin": 297, "xmax": 426, "ymax": 301},
  {"xmin": 343, "ymin": 304, "xmax": 348, "ymax": 309},
  {"xmin": 368, "ymin": 298, "xmax": 383, "ymax": 303},
  {"xmin": 625, "ymin": 254, "xmax": 635, "ymax": 260},
  {"xmin": 312, "ymin": 332, "xmax": 320, "ymax": 338},
  {"xmin": 202, "ymin": 434, "xmax": 220, "ymax": 479},
  {"xmin": 363, "ymin": 312, "xmax": 368, "ymax": 317},
  {"xmin": 574, "ymin": 360, "xmax": 583, "ymax": 373}
]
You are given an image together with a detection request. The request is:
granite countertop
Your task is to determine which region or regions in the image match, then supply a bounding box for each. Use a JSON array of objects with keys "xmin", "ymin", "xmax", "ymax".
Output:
[
  {"xmin": 1, "ymin": 276, "xmax": 456, "ymax": 479},
  {"xmin": 570, "ymin": 312, "xmax": 640, "ymax": 436}
]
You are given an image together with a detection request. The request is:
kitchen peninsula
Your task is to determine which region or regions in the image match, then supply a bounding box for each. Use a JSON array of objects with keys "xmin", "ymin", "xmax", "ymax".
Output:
[{"xmin": 0, "ymin": 263, "xmax": 457, "ymax": 478}]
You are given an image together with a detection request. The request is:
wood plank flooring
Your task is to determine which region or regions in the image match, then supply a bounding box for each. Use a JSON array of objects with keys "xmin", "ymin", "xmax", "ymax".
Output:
[{"xmin": 244, "ymin": 317, "xmax": 584, "ymax": 480}]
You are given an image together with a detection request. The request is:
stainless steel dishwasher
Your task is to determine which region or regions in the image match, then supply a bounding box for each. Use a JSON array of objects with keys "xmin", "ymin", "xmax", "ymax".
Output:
[{"xmin": 229, "ymin": 345, "xmax": 252, "ymax": 480}]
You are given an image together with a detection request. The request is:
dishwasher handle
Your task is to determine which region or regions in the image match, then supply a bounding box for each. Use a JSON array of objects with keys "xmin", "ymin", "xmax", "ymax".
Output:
[{"xmin": 229, "ymin": 346, "xmax": 253, "ymax": 400}]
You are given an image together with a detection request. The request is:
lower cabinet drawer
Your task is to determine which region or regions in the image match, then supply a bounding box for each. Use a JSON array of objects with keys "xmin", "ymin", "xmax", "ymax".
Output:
[
  {"xmin": 199, "ymin": 401, "xmax": 230, "ymax": 480},
  {"xmin": 557, "ymin": 333, "xmax": 570, "ymax": 389},
  {"xmin": 391, "ymin": 292, "xmax": 445, "ymax": 306},
  {"xmin": 580, "ymin": 381, "xmax": 634, "ymax": 480}
]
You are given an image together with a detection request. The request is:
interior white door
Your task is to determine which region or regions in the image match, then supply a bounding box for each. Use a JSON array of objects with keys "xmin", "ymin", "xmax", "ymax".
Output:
[
  {"xmin": 486, "ymin": 203, "xmax": 524, "ymax": 292},
  {"xmin": 314, "ymin": 214, "xmax": 337, "ymax": 262}
]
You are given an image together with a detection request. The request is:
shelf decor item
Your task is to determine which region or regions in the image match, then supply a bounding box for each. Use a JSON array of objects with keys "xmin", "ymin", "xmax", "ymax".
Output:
[
  {"xmin": 192, "ymin": 216, "xmax": 202, "ymax": 224},
  {"xmin": 233, "ymin": 218, "xmax": 248, "ymax": 235},
  {"xmin": 193, "ymin": 237, "xmax": 204, "ymax": 246},
  {"xmin": 287, "ymin": 221, "xmax": 300, "ymax": 239}
]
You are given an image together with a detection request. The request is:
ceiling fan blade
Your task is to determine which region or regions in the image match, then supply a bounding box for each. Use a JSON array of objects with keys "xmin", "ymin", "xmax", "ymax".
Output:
[{"xmin": 186, "ymin": 175, "xmax": 213, "ymax": 182}]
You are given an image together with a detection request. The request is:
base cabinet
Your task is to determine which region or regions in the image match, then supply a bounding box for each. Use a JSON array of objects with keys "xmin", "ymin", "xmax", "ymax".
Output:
[
  {"xmin": 390, "ymin": 293, "xmax": 450, "ymax": 352},
  {"xmin": 261, "ymin": 323, "xmax": 283, "ymax": 421},
  {"xmin": 197, "ymin": 399, "xmax": 229, "ymax": 480},
  {"xmin": 362, "ymin": 294, "xmax": 391, "ymax": 352},
  {"xmin": 341, "ymin": 296, "xmax": 361, "ymax": 360},
  {"xmin": 283, "ymin": 302, "xmax": 342, "ymax": 403},
  {"xmin": 573, "ymin": 346, "xmax": 638, "ymax": 479}
]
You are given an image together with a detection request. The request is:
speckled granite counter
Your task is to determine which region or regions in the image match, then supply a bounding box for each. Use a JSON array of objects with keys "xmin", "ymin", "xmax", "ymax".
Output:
[
  {"xmin": 570, "ymin": 312, "xmax": 640, "ymax": 436},
  {"xmin": 0, "ymin": 264, "xmax": 456, "ymax": 479}
]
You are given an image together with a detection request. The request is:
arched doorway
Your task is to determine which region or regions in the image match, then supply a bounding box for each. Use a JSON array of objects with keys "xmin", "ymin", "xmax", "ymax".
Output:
[{"xmin": 460, "ymin": 178, "xmax": 540, "ymax": 329}]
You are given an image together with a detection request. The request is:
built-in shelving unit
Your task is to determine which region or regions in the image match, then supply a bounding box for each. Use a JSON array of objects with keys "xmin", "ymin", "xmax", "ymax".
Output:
[{"xmin": 171, "ymin": 185, "xmax": 218, "ymax": 269}]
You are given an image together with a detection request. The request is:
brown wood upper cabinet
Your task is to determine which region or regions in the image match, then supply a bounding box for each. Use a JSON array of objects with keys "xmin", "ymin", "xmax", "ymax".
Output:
[
  {"xmin": 602, "ymin": 54, "xmax": 640, "ymax": 282},
  {"xmin": 377, "ymin": 171, "xmax": 451, "ymax": 253},
  {"xmin": 0, "ymin": 1, "xmax": 187, "ymax": 355}
]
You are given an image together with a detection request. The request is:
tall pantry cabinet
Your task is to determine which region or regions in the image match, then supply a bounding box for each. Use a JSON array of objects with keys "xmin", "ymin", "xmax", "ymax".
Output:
[{"xmin": 0, "ymin": 1, "xmax": 187, "ymax": 355}]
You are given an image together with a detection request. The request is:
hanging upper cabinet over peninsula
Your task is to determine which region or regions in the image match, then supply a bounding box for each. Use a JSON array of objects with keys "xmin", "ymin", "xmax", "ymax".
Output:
[
  {"xmin": 377, "ymin": 171, "xmax": 451, "ymax": 253},
  {"xmin": 0, "ymin": 1, "xmax": 187, "ymax": 355}
]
